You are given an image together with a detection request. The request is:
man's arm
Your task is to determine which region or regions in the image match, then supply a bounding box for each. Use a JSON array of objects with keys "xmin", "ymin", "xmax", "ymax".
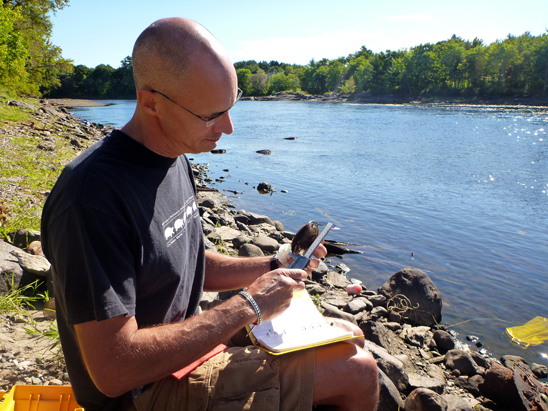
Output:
[
  {"xmin": 203, "ymin": 250, "xmax": 271, "ymax": 291},
  {"xmin": 74, "ymin": 267, "xmax": 308, "ymax": 398},
  {"xmin": 203, "ymin": 244, "xmax": 327, "ymax": 292}
]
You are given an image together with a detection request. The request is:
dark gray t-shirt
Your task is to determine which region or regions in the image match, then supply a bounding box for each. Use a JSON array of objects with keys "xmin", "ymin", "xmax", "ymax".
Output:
[{"xmin": 41, "ymin": 130, "xmax": 205, "ymax": 410}]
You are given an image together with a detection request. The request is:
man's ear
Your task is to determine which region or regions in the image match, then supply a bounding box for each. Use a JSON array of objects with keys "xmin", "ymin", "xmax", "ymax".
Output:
[{"xmin": 137, "ymin": 89, "xmax": 160, "ymax": 116}]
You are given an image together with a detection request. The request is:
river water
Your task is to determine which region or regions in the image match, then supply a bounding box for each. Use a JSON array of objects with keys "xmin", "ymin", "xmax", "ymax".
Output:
[{"xmin": 69, "ymin": 99, "xmax": 548, "ymax": 366}]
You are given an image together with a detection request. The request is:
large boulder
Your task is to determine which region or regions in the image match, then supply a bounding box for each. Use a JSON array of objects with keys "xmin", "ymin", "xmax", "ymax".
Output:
[{"xmin": 378, "ymin": 268, "xmax": 442, "ymax": 326}]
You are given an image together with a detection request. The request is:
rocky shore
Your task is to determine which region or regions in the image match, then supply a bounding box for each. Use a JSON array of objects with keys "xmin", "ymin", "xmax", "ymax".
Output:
[
  {"xmin": 244, "ymin": 91, "xmax": 548, "ymax": 108},
  {"xmin": 0, "ymin": 99, "xmax": 547, "ymax": 410}
]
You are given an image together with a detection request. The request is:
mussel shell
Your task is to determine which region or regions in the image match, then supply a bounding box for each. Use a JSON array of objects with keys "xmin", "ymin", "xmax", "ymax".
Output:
[{"xmin": 291, "ymin": 221, "xmax": 319, "ymax": 255}]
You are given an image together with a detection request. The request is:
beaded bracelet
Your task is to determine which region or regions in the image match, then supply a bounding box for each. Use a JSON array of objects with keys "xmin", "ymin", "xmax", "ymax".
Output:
[{"xmin": 239, "ymin": 291, "xmax": 262, "ymax": 325}]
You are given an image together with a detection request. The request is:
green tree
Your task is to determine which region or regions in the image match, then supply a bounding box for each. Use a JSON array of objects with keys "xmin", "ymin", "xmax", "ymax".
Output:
[
  {"xmin": 1, "ymin": 0, "xmax": 71, "ymax": 95},
  {"xmin": 0, "ymin": 7, "xmax": 34, "ymax": 94},
  {"xmin": 236, "ymin": 68, "xmax": 253, "ymax": 95},
  {"xmin": 249, "ymin": 70, "xmax": 268, "ymax": 95},
  {"xmin": 110, "ymin": 56, "xmax": 135, "ymax": 98},
  {"xmin": 234, "ymin": 60, "xmax": 260, "ymax": 74},
  {"xmin": 268, "ymin": 72, "xmax": 300, "ymax": 93}
]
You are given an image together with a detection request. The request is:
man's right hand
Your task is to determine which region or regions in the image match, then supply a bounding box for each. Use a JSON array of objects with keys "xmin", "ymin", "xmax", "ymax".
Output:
[{"xmin": 244, "ymin": 268, "xmax": 307, "ymax": 322}]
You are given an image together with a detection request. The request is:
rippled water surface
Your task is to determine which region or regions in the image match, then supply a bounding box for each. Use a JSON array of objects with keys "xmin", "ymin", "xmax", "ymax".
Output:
[{"xmin": 70, "ymin": 100, "xmax": 548, "ymax": 365}]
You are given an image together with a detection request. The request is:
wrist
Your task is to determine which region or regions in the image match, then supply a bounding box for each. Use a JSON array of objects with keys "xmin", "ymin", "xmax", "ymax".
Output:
[
  {"xmin": 269, "ymin": 255, "xmax": 278, "ymax": 271},
  {"xmin": 238, "ymin": 291, "xmax": 262, "ymax": 325}
]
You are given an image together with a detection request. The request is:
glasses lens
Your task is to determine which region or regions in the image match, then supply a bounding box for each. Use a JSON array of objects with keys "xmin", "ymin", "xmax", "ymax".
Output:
[{"xmin": 204, "ymin": 89, "xmax": 242, "ymax": 127}]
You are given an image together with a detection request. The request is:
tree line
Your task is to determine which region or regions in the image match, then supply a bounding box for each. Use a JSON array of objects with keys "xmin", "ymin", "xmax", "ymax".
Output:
[
  {"xmin": 1, "ymin": 1, "xmax": 547, "ymax": 100},
  {"xmin": 41, "ymin": 31, "xmax": 548, "ymax": 100}
]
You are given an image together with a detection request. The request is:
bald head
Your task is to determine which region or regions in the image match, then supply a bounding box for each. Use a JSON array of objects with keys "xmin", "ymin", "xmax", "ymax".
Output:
[{"xmin": 132, "ymin": 18, "xmax": 232, "ymax": 92}]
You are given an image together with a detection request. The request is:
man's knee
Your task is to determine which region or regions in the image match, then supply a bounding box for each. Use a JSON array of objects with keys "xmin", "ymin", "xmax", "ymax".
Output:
[{"xmin": 314, "ymin": 344, "xmax": 379, "ymax": 410}]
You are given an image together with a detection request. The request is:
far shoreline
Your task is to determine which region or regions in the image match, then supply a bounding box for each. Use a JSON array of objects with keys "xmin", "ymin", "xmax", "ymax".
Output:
[{"xmin": 47, "ymin": 93, "xmax": 548, "ymax": 109}]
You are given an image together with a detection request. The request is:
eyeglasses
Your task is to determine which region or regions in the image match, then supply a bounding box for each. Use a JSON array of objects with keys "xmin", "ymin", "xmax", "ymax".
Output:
[{"xmin": 151, "ymin": 88, "xmax": 243, "ymax": 127}]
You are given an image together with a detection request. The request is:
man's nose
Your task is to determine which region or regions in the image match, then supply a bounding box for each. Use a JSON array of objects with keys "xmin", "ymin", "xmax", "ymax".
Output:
[{"xmin": 213, "ymin": 111, "xmax": 234, "ymax": 135}]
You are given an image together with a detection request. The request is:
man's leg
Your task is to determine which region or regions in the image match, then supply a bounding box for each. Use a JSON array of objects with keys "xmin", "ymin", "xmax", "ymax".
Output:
[{"xmin": 313, "ymin": 342, "xmax": 379, "ymax": 411}]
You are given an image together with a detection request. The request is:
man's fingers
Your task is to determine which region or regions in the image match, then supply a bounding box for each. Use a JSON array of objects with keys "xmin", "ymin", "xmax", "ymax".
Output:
[
  {"xmin": 313, "ymin": 243, "xmax": 327, "ymax": 259},
  {"xmin": 280, "ymin": 268, "xmax": 308, "ymax": 282}
]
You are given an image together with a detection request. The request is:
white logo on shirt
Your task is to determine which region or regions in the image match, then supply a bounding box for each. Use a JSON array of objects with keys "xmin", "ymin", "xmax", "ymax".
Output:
[{"xmin": 163, "ymin": 199, "xmax": 198, "ymax": 246}]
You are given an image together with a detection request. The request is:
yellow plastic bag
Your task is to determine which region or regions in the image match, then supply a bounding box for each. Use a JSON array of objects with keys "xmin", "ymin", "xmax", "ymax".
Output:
[{"xmin": 506, "ymin": 316, "xmax": 548, "ymax": 348}]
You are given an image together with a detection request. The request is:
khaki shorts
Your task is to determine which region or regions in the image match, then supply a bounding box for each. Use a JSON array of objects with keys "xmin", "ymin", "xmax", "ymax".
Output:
[{"xmin": 130, "ymin": 346, "xmax": 315, "ymax": 411}]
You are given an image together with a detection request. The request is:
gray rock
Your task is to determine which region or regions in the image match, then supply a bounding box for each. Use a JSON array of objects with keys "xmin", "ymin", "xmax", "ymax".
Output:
[
  {"xmin": 367, "ymin": 294, "xmax": 386, "ymax": 307},
  {"xmin": 0, "ymin": 241, "xmax": 24, "ymax": 293},
  {"xmin": 445, "ymin": 349, "xmax": 478, "ymax": 376},
  {"xmin": 235, "ymin": 221, "xmax": 252, "ymax": 235},
  {"xmin": 246, "ymin": 212, "xmax": 274, "ymax": 226},
  {"xmin": 232, "ymin": 235, "xmax": 249, "ymax": 249},
  {"xmin": 364, "ymin": 340, "xmax": 409, "ymax": 392},
  {"xmin": 325, "ymin": 271, "xmax": 349, "ymax": 288},
  {"xmin": 206, "ymin": 226, "xmax": 241, "ymax": 243},
  {"xmin": 233, "ymin": 214, "xmax": 250, "ymax": 225},
  {"xmin": 500, "ymin": 354, "xmax": 527, "ymax": 370},
  {"xmin": 384, "ymin": 322, "xmax": 402, "ymax": 332},
  {"xmin": 8, "ymin": 100, "xmax": 35, "ymax": 110},
  {"xmin": 441, "ymin": 394, "xmax": 480, "ymax": 411},
  {"xmin": 345, "ymin": 297, "xmax": 370, "ymax": 314},
  {"xmin": 359, "ymin": 321, "xmax": 392, "ymax": 350},
  {"xmin": 387, "ymin": 311, "xmax": 402, "ymax": 323},
  {"xmin": 9, "ymin": 250, "xmax": 50, "ymax": 278},
  {"xmin": 405, "ymin": 388, "xmax": 448, "ymax": 411},
  {"xmin": 426, "ymin": 364, "xmax": 446, "ymax": 382},
  {"xmin": 238, "ymin": 244, "xmax": 264, "ymax": 257},
  {"xmin": 531, "ymin": 363, "xmax": 548, "ymax": 379},
  {"xmin": 433, "ymin": 329, "xmax": 455, "ymax": 353},
  {"xmin": 321, "ymin": 290, "xmax": 352, "ymax": 308},
  {"xmin": 272, "ymin": 220, "xmax": 284, "ymax": 232},
  {"xmin": 305, "ymin": 282, "xmax": 325, "ymax": 295},
  {"xmin": 257, "ymin": 182, "xmax": 272, "ymax": 193},
  {"xmin": 470, "ymin": 351, "xmax": 491, "ymax": 369},
  {"xmin": 199, "ymin": 197, "xmax": 217, "ymax": 209},
  {"xmin": 454, "ymin": 374, "xmax": 484, "ymax": 396},
  {"xmin": 394, "ymin": 354, "xmax": 413, "ymax": 369},
  {"xmin": 401, "ymin": 326, "xmax": 433, "ymax": 348},
  {"xmin": 370, "ymin": 306, "xmax": 388, "ymax": 319},
  {"xmin": 8, "ymin": 229, "xmax": 41, "ymax": 249},
  {"xmin": 250, "ymin": 236, "xmax": 280, "ymax": 253},
  {"xmin": 202, "ymin": 236, "xmax": 217, "ymax": 251},
  {"xmin": 320, "ymin": 302, "xmax": 357, "ymax": 325},
  {"xmin": 378, "ymin": 369, "xmax": 405, "ymax": 411},
  {"xmin": 310, "ymin": 261, "xmax": 328, "ymax": 282},
  {"xmin": 408, "ymin": 373, "xmax": 446, "ymax": 393},
  {"xmin": 378, "ymin": 268, "xmax": 442, "ymax": 326}
]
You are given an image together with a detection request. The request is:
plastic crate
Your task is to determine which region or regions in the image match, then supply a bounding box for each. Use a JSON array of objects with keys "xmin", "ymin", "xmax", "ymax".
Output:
[{"xmin": 0, "ymin": 385, "xmax": 83, "ymax": 411}]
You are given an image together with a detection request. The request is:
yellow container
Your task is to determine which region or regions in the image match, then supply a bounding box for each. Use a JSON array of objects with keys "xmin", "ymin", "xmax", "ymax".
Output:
[{"xmin": 0, "ymin": 385, "xmax": 83, "ymax": 411}]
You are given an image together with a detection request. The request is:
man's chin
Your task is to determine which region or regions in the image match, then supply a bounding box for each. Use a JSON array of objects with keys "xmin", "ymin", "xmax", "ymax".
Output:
[{"xmin": 202, "ymin": 138, "xmax": 220, "ymax": 152}]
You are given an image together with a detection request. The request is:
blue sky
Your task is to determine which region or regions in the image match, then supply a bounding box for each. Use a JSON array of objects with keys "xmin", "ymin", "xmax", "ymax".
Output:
[{"xmin": 50, "ymin": 0, "xmax": 548, "ymax": 69}]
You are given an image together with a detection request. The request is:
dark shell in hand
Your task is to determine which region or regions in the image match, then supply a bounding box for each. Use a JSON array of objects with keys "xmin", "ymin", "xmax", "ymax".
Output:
[{"xmin": 291, "ymin": 221, "xmax": 319, "ymax": 255}]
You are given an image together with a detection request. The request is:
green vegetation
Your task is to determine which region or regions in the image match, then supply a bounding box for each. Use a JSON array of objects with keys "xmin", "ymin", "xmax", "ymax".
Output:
[
  {"xmin": 43, "ymin": 32, "xmax": 548, "ymax": 100},
  {"xmin": 0, "ymin": 276, "xmax": 47, "ymax": 312},
  {"xmin": 0, "ymin": 0, "xmax": 72, "ymax": 96},
  {"xmin": 0, "ymin": 99, "xmax": 85, "ymax": 237},
  {"xmin": 0, "ymin": 276, "xmax": 62, "ymax": 360}
]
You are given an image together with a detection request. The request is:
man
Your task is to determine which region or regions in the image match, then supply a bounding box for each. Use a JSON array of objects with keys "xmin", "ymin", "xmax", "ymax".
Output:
[{"xmin": 41, "ymin": 17, "xmax": 379, "ymax": 410}]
